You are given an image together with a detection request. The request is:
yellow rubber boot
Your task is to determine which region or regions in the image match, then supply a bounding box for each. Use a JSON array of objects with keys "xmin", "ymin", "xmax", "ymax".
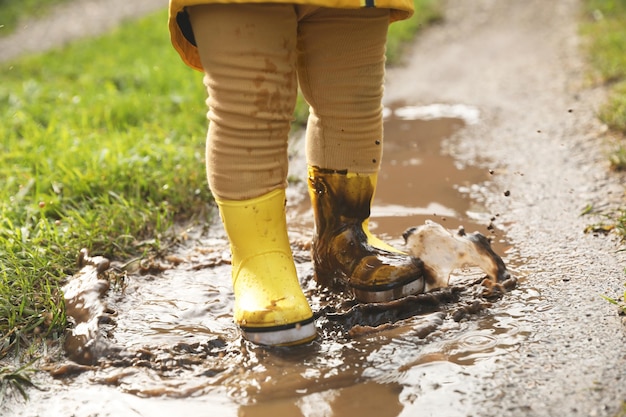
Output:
[
  {"xmin": 216, "ymin": 189, "xmax": 316, "ymax": 346},
  {"xmin": 308, "ymin": 166, "xmax": 426, "ymax": 303}
]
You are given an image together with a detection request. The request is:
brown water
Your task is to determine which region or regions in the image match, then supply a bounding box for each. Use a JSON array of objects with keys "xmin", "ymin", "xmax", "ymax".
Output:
[
  {"xmin": 12, "ymin": 103, "xmax": 536, "ymax": 417},
  {"xmin": 369, "ymin": 104, "xmax": 504, "ymax": 251}
]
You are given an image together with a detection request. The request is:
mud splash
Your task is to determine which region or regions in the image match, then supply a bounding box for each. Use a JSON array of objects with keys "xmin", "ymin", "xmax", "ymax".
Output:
[
  {"xmin": 62, "ymin": 249, "xmax": 115, "ymax": 365},
  {"xmin": 13, "ymin": 103, "xmax": 529, "ymax": 417}
]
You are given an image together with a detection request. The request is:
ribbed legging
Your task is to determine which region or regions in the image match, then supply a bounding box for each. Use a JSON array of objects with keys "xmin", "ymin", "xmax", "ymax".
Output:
[{"xmin": 188, "ymin": 4, "xmax": 389, "ymax": 200}]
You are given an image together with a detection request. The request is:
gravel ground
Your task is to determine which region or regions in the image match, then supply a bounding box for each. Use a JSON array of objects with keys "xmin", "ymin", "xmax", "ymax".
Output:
[{"xmin": 385, "ymin": 1, "xmax": 626, "ymax": 415}]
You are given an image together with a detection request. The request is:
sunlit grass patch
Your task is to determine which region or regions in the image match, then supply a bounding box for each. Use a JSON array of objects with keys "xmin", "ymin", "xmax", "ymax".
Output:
[
  {"xmin": 581, "ymin": 0, "xmax": 626, "ymax": 240},
  {"xmin": 0, "ymin": 9, "xmax": 211, "ymax": 356},
  {"xmin": 599, "ymin": 81, "xmax": 626, "ymax": 140},
  {"xmin": 582, "ymin": 1, "xmax": 626, "ymax": 133}
]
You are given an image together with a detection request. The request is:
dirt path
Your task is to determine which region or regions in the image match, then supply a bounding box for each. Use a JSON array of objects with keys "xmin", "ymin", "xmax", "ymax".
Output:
[
  {"xmin": 0, "ymin": 0, "xmax": 163, "ymax": 62},
  {"xmin": 3, "ymin": 1, "xmax": 626, "ymax": 416},
  {"xmin": 383, "ymin": 0, "xmax": 626, "ymax": 415}
]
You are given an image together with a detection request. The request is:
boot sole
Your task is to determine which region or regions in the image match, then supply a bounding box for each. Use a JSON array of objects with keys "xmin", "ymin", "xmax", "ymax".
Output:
[
  {"xmin": 239, "ymin": 317, "xmax": 316, "ymax": 346},
  {"xmin": 351, "ymin": 277, "xmax": 426, "ymax": 303}
]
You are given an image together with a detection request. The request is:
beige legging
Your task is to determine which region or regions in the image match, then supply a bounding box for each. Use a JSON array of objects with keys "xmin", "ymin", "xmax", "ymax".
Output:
[{"xmin": 188, "ymin": 4, "xmax": 389, "ymax": 200}]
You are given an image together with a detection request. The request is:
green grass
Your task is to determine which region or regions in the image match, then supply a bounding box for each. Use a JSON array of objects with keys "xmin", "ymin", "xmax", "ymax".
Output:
[
  {"xmin": 583, "ymin": 0, "xmax": 626, "ymax": 84},
  {"xmin": 0, "ymin": 9, "xmax": 211, "ymax": 357},
  {"xmin": 0, "ymin": 0, "xmax": 71, "ymax": 35},
  {"xmin": 582, "ymin": 0, "xmax": 626, "ymax": 171},
  {"xmin": 582, "ymin": 0, "xmax": 626, "ymax": 316},
  {"xmin": 602, "ymin": 284, "xmax": 626, "ymax": 315},
  {"xmin": 581, "ymin": 0, "xmax": 626, "ymax": 244},
  {"xmin": 0, "ymin": 2, "xmax": 439, "ymax": 360},
  {"xmin": 0, "ymin": 359, "xmax": 38, "ymax": 405}
]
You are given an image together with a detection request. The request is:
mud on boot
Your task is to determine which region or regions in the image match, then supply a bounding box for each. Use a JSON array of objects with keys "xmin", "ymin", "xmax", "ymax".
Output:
[{"xmin": 307, "ymin": 166, "xmax": 426, "ymax": 303}]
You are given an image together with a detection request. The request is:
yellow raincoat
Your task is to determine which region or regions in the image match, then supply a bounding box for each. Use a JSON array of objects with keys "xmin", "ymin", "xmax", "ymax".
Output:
[{"xmin": 168, "ymin": 0, "xmax": 414, "ymax": 71}]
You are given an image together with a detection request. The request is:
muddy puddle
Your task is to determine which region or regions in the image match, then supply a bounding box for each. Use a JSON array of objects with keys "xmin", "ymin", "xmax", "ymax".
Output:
[{"xmin": 12, "ymin": 103, "xmax": 541, "ymax": 417}]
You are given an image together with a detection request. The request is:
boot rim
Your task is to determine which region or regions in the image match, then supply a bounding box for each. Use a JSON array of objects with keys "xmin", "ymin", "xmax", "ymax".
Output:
[
  {"xmin": 352, "ymin": 277, "xmax": 426, "ymax": 303},
  {"xmin": 348, "ymin": 274, "xmax": 423, "ymax": 292},
  {"xmin": 238, "ymin": 315, "xmax": 315, "ymax": 333},
  {"xmin": 239, "ymin": 317, "xmax": 316, "ymax": 346}
]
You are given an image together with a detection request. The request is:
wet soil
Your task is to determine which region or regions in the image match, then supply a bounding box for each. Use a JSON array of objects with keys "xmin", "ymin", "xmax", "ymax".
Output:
[{"xmin": 3, "ymin": 0, "xmax": 626, "ymax": 416}]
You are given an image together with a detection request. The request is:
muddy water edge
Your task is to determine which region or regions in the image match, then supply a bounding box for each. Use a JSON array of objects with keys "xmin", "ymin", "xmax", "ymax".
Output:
[{"xmin": 4, "ymin": 103, "xmax": 528, "ymax": 417}]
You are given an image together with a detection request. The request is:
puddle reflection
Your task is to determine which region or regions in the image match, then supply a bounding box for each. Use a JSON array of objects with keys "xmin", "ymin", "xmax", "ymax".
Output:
[{"xmin": 377, "ymin": 110, "xmax": 489, "ymax": 237}]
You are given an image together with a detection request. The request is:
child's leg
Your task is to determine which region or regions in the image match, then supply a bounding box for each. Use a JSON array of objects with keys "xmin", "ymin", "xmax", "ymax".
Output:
[
  {"xmin": 188, "ymin": 3, "xmax": 299, "ymax": 201},
  {"xmin": 297, "ymin": 7, "xmax": 426, "ymax": 302},
  {"xmin": 297, "ymin": 7, "xmax": 387, "ymax": 174},
  {"xmin": 188, "ymin": 4, "xmax": 315, "ymax": 345}
]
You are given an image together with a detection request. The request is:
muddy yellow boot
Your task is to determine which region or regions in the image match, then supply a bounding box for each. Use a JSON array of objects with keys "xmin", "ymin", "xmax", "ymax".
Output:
[
  {"xmin": 308, "ymin": 166, "xmax": 426, "ymax": 303},
  {"xmin": 216, "ymin": 189, "xmax": 316, "ymax": 346}
]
